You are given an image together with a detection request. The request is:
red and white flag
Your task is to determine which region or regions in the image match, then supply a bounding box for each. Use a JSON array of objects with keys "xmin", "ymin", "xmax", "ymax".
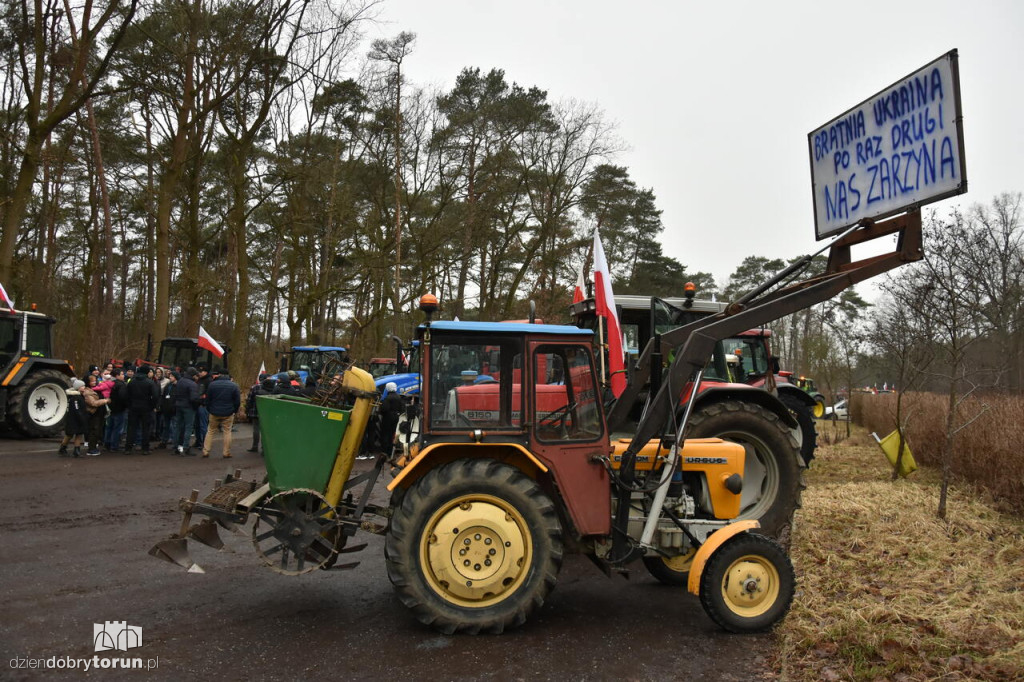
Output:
[
  {"xmin": 197, "ymin": 325, "xmax": 225, "ymax": 358},
  {"xmin": 572, "ymin": 263, "xmax": 586, "ymax": 303},
  {"xmin": 0, "ymin": 281, "xmax": 14, "ymax": 311},
  {"xmin": 593, "ymin": 228, "xmax": 625, "ymax": 398},
  {"xmin": 257, "ymin": 361, "xmax": 266, "ymax": 382}
]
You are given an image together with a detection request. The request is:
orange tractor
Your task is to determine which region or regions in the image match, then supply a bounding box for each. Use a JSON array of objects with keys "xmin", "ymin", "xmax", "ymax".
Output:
[{"xmin": 151, "ymin": 213, "xmax": 922, "ymax": 634}]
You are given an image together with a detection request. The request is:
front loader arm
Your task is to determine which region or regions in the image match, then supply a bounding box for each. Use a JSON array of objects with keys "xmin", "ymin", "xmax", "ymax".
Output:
[{"xmin": 613, "ymin": 211, "xmax": 923, "ymax": 460}]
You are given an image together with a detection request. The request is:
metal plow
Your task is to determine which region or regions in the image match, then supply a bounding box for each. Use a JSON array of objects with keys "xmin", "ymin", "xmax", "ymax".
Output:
[
  {"xmin": 149, "ymin": 471, "xmax": 262, "ymax": 573},
  {"xmin": 149, "ymin": 469, "xmax": 373, "ymax": 575}
]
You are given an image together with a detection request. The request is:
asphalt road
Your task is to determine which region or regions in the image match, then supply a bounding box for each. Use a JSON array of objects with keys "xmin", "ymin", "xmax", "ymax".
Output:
[{"xmin": 1, "ymin": 426, "xmax": 773, "ymax": 681}]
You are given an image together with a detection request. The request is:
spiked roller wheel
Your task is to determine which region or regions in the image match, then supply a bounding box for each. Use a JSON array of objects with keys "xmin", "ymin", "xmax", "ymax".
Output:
[{"xmin": 252, "ymin": 488, "xmax": 339, "ymax": 575}]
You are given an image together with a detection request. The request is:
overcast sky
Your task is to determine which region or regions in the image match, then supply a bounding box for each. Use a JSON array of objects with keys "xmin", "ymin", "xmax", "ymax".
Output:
[{"xmin": 369, "ymin": 0, "xmax": 1023, "ymax": 293}]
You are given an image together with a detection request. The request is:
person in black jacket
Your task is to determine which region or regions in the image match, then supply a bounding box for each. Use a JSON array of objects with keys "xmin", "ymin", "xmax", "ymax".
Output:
[
  {"xmin": 157, "ymin": 371, "xmax": 178, "ymax": 448},
  {"xmin": 59, "ymin": 380, "xmax": 89, "ymax": 458},
  {"xmin": 203, "ymin": 368, "xmax": 240, "ymax": 459},
  {"xmin": 125, "ymin": 365, "xmax": 160, "ymax": 454},
  {"xmin": 374, "ymin": 381, "xmax": 405, "ymax": 460},
  {"xmin": 246, "ymin": 376, "xmax": 274, "ymax": 453},
  {"xmin": 194, "ymin": 365, "xmax": 211, "ymax": 450},
  {"xmin": 172, "ymin": 368, "xmax": 202, "ymax": 456}
]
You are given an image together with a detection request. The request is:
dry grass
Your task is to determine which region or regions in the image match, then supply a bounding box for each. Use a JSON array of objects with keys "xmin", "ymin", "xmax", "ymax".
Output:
[
  {"xmin": 773, "ymin": 427, "xmax": 1024, "ymax": 681},
  {"xmin": 853, "ymin": 392, "xmax": 1024, "ymax": 512}
]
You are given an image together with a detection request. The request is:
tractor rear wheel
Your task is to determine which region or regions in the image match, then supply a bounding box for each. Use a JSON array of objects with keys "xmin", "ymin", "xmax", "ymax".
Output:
[
  {"xmin": 698, "ymin": 532, "xmax": 795, "ymax": 633},
  {"xmin": 778, "ymin": 392, "xmax": 817, "ymax": 466},
  {"xmin": 686, "ymin": 400, "xmax": 802, "ymax": 542},
  {"xmin": 7, "ymin": 369, "xmax": 69, "ymax": 437},
  {"xmin": 386, "ymin": 459, "xmax": 563, "ymax": 634}
]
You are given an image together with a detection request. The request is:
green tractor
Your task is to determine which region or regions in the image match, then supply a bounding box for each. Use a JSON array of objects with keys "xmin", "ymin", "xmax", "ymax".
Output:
[
  {"xmin": 0, "ymin": 309, "xmax": 75, "ymax": 437},
  {"xmin": 794, "ymin": 376, "xmax": 827, "ymax": 419}
]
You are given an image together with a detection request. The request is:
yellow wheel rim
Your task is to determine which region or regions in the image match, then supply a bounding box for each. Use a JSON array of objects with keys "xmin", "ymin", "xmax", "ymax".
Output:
[
  {"xmin": 419, "ymin": 494, "xmax": 531, "ymax": 608},
  {"xmin": 721, "ymin": 554, "xmax": 781, "ymax": 617},
  {"xmin": 813, "ymin": 402, "xmax": 825, "ymax": 418},
  {"xmin": 662, "ymin": 549, "xmax": 696, "ymax": 573}
]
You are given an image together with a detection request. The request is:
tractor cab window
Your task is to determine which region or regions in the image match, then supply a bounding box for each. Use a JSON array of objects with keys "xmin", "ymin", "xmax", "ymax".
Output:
[
  {"xmin": 703, "ymin": 336, "xmax": 768, "ymax": 384},
  {"xmin": 533, "ymin": 344, "xmax": 602, "ymax": 442},
  {"xmin": 429, "ymin": 337, "xmax": 522, "ymax": 430},
  {"xmin": 621, "ymin": 324, "xmax": 639, "ymax": 354},
  {"xmin": 292, "ymin": 350, "xmax": 341, "ymax": 377},
  {"xmin": 718, "ymin": 336, "xmax": 770, "ymax": 382},
  {"xmin": 26, "ymin": 319, "xmax": 51, "ymax": 356},
  {"xmin": 0, "ymin": 316, "xmax": 17, "ymax": 366}
]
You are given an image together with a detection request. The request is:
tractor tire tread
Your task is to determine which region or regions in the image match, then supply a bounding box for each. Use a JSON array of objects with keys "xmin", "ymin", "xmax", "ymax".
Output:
[
  {"xmin": 7, "ymin": 368, "xmax": 69, "ymax": 437},
  {"xmin": 778, "ymin": 392, "xmax": 818, "ymax": 466},
  {"xmin": 698, "ymin": 532, "xmax": 795, "ymax": 634},
  {"xmin": 386, "ymin": 459, "xmax": 562, "ymax": 634}
]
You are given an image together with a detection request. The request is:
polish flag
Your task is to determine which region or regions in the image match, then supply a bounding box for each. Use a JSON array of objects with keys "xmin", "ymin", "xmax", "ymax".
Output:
[
  {"xmin": 0, "ymin": 281, "xmax": 14, "ymax": 311},
  {"xmin": 593, "ymin": 228, "xmax": 625, "ymax": 398},
  {"xmin": 572, "ymin": 263, "xmax": 585, "ymax": 303},
  {"xmin": 257, "ymin": 361, "xmax": 266, "ymax": 382},
  {"xmin": 197, "ymin": 325, "xmax": 225, "ymax": 358}
]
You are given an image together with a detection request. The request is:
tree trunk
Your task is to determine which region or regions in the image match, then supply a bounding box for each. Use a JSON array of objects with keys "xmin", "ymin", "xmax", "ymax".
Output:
[
  {"xmin": 151, "ymin": 8, "xmax": 198, "ymax": 343},
  {"xmin": 228, "ymin": 150, "xmax": 251, "ymax": 369},
  {"xmin": 0, "ymin": 134, "xmax": 42, "ymax": 283},
  {"xmin": 937, "ymin": 370, "xmax": 958, "ymax": 519}
]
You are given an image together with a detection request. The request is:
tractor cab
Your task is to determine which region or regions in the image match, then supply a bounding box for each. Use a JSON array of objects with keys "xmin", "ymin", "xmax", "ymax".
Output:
[
  {"xmin": 410, "ymin": 321, "xmax": 612, "ymax": 535},
  {"xmin": 713, "ymin": 330, "xmax": 776, "ymax": 384},
  {"xmin": 0, "ymin": 309, "xmax": 55, "ymax": 368},
  {"xmin": 278, "ymin": 346, "xmax": 348, "ymax": 384},
  {"xmin": 157, "ymin": 337, "xmax": 230, "ymax": 372},
  {"xmin": 419, "ymin": 322, "xmax": 603, "ymax": 439}
]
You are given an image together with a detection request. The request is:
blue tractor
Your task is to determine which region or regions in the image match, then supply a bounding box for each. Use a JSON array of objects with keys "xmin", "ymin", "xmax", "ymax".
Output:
[
  {"xmin": 277, "ymin": 346, "xmax": 349, "ymax": 385},
  {"xmin": 371, "ymin": 338, "xmax": 420, "ymax": 396}
]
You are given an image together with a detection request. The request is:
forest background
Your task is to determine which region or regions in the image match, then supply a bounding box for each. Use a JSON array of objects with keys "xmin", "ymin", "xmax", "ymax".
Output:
[{"xmin": 2, "ymin": 0, "xmax": 1022, "ymax": 404}]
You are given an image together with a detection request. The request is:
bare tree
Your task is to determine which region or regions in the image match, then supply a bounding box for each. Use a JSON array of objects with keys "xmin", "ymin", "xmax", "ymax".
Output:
[
  {"xmin": 867, "ymin": 291, "xmax": 935, "ymax": 478},
  {"xmin": 899, "ymin": 211, "xmax": 992, "ymax": 517},
  {"xmin": 960, "ymin": 193, "xmax": 1024, "ymax": 391}
]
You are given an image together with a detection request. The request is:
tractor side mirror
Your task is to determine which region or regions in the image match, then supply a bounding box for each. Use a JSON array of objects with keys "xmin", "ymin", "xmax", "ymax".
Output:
[{"xmin": 770, "ymin": 356, "xmax": 781, "ymax": 374}]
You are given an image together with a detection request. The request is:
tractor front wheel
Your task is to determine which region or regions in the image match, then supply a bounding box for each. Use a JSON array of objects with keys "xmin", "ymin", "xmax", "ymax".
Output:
[
  {"xmin": 699, "ymin": 532, "xmax": 795, "ymax": 633},
  {"xmin": 386, "ymin": 459, "xmax": 563, "ymax": 634}
]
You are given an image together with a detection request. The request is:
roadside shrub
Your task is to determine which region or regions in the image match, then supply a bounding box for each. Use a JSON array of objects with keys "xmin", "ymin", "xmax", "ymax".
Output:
[{"xmin": 851, "ymin": 391, "xmax": 1024, "ymax": 511}]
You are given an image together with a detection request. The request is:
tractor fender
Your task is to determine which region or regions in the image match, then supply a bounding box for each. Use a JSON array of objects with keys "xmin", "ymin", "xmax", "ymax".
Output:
[
  {"xmin": 2, "ymin": 356, "xmax": 75, "ymax": 386},
  {"xmin": 386, "ymin": 442, "xmax": 548, "ymax": 492},
  {"xmin": 776, "ymin": 384, "xmax": 817, "ymax": 408},
  {"xmin": 693, "ymin": 385, "xmax": 798, "ymax": 429},
  {"xmin": 686, "ymin": 520, "xmax": 760, "ymax": 595}
]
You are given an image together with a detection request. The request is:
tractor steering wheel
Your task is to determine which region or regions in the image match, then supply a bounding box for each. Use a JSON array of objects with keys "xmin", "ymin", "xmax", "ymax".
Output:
[{"xmin": 539, "ymin": 402, "xmax": 576, "ymax": 430}]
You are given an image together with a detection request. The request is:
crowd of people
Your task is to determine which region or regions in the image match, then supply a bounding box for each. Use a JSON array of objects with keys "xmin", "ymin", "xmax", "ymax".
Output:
[
  {"xmin": 59, "ymin": 364, "xmax": 403, "ymax": 462},
  {"xmin": 58, "ymin": 363, "xmax": 250, "ymax": 459}
]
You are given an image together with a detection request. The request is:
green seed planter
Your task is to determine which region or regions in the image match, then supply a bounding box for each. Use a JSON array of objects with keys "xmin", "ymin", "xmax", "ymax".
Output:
[{"xmin": 257, "ymin": 395, "xmax": 351, "ymax": 494}]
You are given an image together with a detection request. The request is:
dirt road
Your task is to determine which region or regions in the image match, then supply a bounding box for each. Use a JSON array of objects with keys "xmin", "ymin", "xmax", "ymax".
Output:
[{"xmin": 1, "ymin": 427, "xmax": 772, "ymax": 680}]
